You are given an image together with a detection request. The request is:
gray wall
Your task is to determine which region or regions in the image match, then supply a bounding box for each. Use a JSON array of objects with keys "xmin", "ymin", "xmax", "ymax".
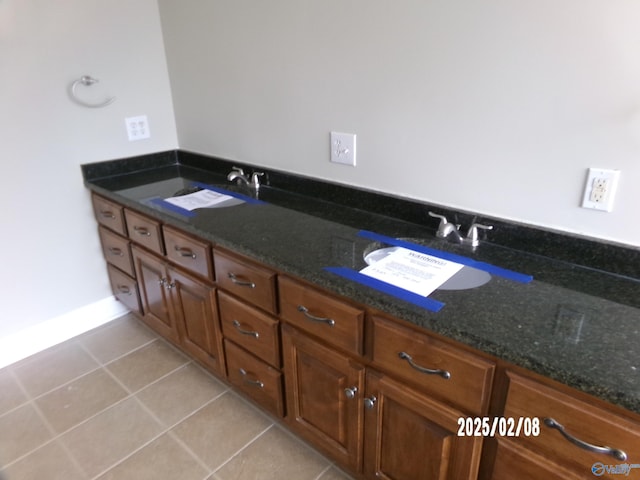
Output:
[
  {"xmin": 158, "ymin": 0, "xmax": 640, "ymax": 247},
  {"xmin": 0, "ymin": 0, "xmax": 177, "ymax": 338},
  {"xmin": 3, "ymin": 0, "xmax": 638, "ymax": 352}
]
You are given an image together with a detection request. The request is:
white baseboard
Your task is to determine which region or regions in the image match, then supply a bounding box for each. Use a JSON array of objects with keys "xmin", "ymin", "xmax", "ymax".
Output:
[{"xmin": 0, "ymin": 297, "xmax": 129, "ymax": 369}]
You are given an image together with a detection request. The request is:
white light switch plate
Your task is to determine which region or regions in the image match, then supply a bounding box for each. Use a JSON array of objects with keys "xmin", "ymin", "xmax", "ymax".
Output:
[
  {"xmin": 330, "ymin": 132, "xmax": 356, "ymax": 166},
  {"xmin": 125, "ymin": 115, "xmax": 150, "ymax": 141}
]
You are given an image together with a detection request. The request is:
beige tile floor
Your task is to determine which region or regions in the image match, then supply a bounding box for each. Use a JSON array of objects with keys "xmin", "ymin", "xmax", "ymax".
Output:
[{"xmin": 0, "ymin": 314, "xmax": 355, "ymax": 480}]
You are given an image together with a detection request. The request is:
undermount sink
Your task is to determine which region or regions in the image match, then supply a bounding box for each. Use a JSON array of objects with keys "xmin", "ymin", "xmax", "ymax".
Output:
[{"xmin": 363, "ymin": 243, "xmax": 492, "ymax": 291}]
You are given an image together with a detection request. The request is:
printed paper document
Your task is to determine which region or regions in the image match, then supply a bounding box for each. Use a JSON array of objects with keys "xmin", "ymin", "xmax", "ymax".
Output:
[
  {"xmin": 360, "ymin": 247, "xmax": 463, "ymax": 297},
  {"xmin": 164, "ymin": 189, "xmax": 234, "ymax": 211}
]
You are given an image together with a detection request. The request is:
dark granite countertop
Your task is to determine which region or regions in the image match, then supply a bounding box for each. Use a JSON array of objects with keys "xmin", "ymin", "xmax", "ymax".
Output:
[{"xmin": 82, "ymin": 151, "xmax": 640, "ymax": 415}]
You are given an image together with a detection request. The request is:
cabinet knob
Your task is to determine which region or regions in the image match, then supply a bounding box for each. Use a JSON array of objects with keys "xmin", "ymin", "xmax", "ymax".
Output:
[
  {"xmin": 344, "ymin": 386, "xmax": 358, "ymax": 399},
  {"xmin": 364, "ymin": 395, "xmax": 377, "ymax": 409}
]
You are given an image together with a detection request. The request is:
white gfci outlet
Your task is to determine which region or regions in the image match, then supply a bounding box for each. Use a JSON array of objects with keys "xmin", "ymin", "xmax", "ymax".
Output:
[
  {"xmin": 125, "ymin": 115, "xmax": 150, "ymax": 141},
  {"xmin": 581, "ymin": 168, "xmax": 620, "ymax": 212},
  {"xmin": 330, "ymin": 131, "xmax": 356, "ymax": 166}
]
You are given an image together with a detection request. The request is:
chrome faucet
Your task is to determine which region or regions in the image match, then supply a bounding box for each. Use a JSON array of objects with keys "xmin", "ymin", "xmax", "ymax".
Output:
[
  {"xmin": 227, "ymin": 167, "xmax": 264, "ymax": 191},
  {"xmin": 428, "ymin": 212, "xmax": 493, "ymax": 247},
  {"xmin": 428, "ymin": 212, "xmax": 463, "ymax": 242}
]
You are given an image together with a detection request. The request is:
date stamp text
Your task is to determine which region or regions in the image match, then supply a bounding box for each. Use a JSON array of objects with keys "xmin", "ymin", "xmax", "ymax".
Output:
[{"xmin": 457, "ymin": 417, "xmax": 540, "ymax": 437}]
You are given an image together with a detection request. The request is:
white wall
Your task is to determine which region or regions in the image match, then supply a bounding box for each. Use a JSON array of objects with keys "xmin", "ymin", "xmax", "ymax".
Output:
[
  {"xmin": 0, "ymin": 0, "xmax": 177, "ymax": 339},
  {"xmin": 158, "ymin": 0, "xmax": 640, "ymax": 247}
]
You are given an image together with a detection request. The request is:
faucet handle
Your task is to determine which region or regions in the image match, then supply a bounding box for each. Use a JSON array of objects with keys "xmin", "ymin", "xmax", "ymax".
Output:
[
  {"xmin": 231, "ymin": 166, "xmax": 245, "ymax": 175},
  {"xmin": 428, "ymin": 211, "xmax": 458, "ymax": 238},
  {"xmin": 466, "ymin": 223, "xmax": 493, "ymax": 246},
  {"xmin": 428, "ymin": 211, "xmax": 449, "ymax": 225},
  {"xmin": 250, "ymin": 171, "xmax": 264, "ymax": 190}
]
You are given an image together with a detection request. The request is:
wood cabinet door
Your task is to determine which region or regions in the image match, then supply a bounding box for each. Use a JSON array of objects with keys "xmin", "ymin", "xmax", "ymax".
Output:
[
  {"xmin": 282, "ymin": 325, "xmax": 365, "ymax": 473},
  {"xmin": 132, "ymin": 246, "xmax": 178, "ymax": 343},
  {"xmin": 364, "ymin": 371, "xmax": 483, "ymax": 480},
  {"xmin": 169, "ymin": 266, "xmax": 224, "ymax": 375}
]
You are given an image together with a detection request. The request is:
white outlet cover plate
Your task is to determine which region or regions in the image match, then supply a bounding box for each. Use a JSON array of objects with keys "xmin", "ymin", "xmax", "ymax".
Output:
[
  {"xmin": 330, "ymin": 131, "xmax": 356, "ymax": 166},
  {"xmin": 125, "ymin": 115, "xmax": 150, "ymax": 141},
  {"xmin": 581, "ymin": 167, "xmax": 620, "ymax": 212}
]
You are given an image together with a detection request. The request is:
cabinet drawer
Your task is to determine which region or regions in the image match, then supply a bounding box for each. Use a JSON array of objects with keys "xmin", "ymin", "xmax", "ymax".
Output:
[
  {"xmin": 98, "ymin": 226, "xmax": 134, "ymax": 276},
  {"xmin": 125, "ymin": 209, "xmax": 164, "ymax": 254},
  {"xmin": 224, "ymin": 339, "xmax": 284, "ymax": 418},
  {"xmin": 503, "ymin": 371, "xmax": 640, "ymax": 474},
  {"xmin": 370, "ymin": 315, "xmax": 494, "ymax": 415},
  {"xmin": 491, "ymin": 439, "xmax": 582, "ymax": 480},
  {"xmin": 278, "ymin": 276, "xmax": 364, "ymax": 356},
  {"xmin": 92, "ymin": 194, "xmax": 126, "ymax": 235},
  {"xmin": 214, "ymin": 249, "xmax": 277, "ymax": 314},
  {"xmin": 107, "ymin": 264, "xmax": 141, "ymax": 314},
  {"xmin": 163, "ymin": 226, "xmax": 213, "ymax": 281},
  {"xmin": 219, "ymin": 291, "xmax": 280, "ymax": 368}
]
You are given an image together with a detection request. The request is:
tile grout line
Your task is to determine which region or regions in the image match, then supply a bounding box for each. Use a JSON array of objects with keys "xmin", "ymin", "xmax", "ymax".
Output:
[
  {"xmin": 87, "ymin": 389, "xmax": 233, "ymax": 480},
  {"xmin": 208, "ymin": 423, "xmax": 276, "ymax": 477},
  {"xmin": 0, "ymin": 368, "xmax": 35, "ymax": 418},
  {"xmin": 7, "ymin": 339, "xmax": 100, "ymax": 400},
  {"xmin": 1, "ymin": 369, "xmax": 87, "ymax": 476},
  {"xmin": 78, "ymin": 335, "xmax": 158, "ymax": 368},
  {"xmin": 4, "ymin": 329, "xmax": 159, "ymax": 413},
  {"xmin": 1, "ymin": 336, "xmax": 185, "ymax": 474},
  {"xmin": 313, "ymin": 464, "xmax": 334, "ymax": 480},
  {"xmin": 204, "ymin": 390, "xmax": 341, "ymax": 478},
  {"xmin": 2, "ymin": 319, "xmax": 355, "ymax": 480}
]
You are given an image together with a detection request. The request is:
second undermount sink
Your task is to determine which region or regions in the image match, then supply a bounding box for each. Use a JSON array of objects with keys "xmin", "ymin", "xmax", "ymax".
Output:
[{"xmin": 363, "ymin": 243, "xmax": 492, "ymax": 291}]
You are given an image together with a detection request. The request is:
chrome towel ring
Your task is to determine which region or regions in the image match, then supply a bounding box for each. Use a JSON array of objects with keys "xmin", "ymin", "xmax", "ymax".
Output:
[{"xmin": 70, "ymin": 75, "xmax": 116, "ymax": 108}]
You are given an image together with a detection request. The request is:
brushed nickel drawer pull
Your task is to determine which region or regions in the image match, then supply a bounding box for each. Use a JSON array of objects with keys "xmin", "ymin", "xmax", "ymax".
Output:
[
  {"xmin": 133, "ymin": 226, "xmax": 151, "ymax": 236},
  {"xmin": 239, "ymin": 368, "xmax": 264, "ymax": 388},
  {"xmin": 543, "ymin": 418, "xmax": 627, "ymax": 461},
  {"xmin": 116, "ymin": 285, "xmax": 131, "ymax": 295},
  {"xmin": 233, "ymin": 320, "xmax": 259, "ymax": 338},
  {"xmin": 297, "ymin": 305, "xmax": 335, "ymax": 326},
  {"xmin": 398, "ymin": 352, "xmax": 451, "ymax": 379},
  {"xmin": 100, "ymin": 210, "xmax": 116, "ymax": 219},
  {"xmin": 108, "ymin": 247, "xmax": 124, "ymax": 256},
  {"xmin": 174, "ymin": 245, "xmax": 196, "ymax": 259},
  {"xmin": 228, "ymin": 272, "xmax": 256, "ymax": 288}
]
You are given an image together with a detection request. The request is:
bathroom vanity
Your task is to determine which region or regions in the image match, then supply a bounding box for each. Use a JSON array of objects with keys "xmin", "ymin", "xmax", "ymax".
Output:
[{"xmin": 83, "ymin": 151, "xmax": 640, "ymax": 480}]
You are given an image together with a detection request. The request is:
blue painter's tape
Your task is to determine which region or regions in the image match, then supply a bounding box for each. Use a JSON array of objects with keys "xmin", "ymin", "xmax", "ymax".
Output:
[
  {"xmin": 324, "ymin": 267, "xmax": 445, "ymax": 313},
  {"xmin": 190, "ymin": 181, "xmax": 266, "ymax": 204},
  {"xmin": 149, "ymin": 197, "xmax": 196, "ymax": 217},
  {"xmin": 358, "ymin": 230, "xmax": 533, "ymax": 284}
]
